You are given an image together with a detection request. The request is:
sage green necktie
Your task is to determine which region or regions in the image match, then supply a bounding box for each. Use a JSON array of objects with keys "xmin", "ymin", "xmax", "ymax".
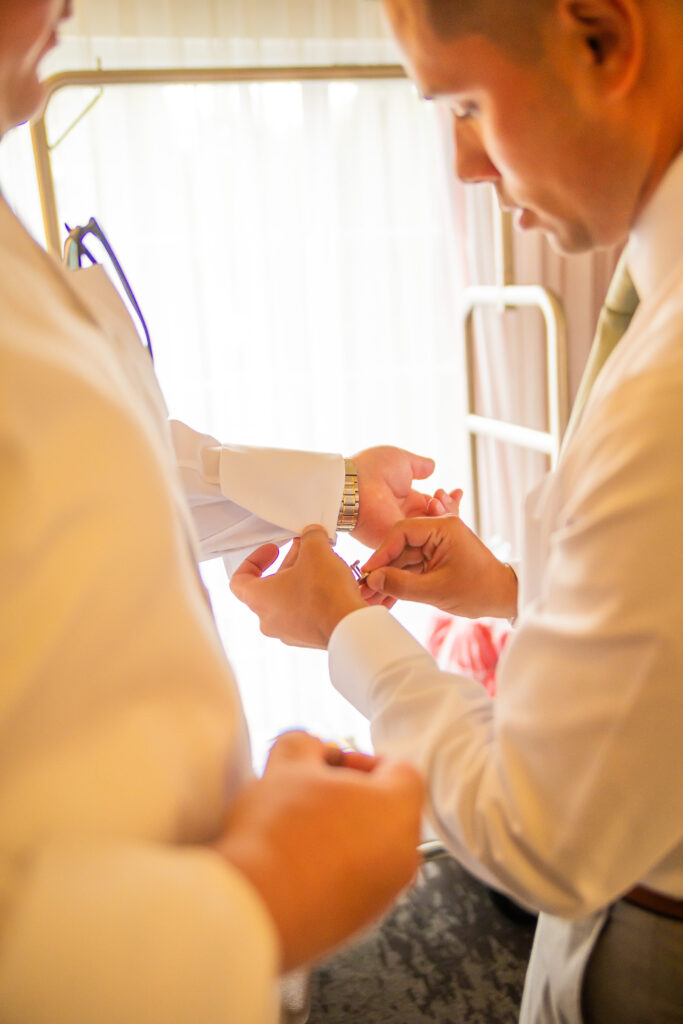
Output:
[{"xmin": 561, "ymin": 253, "xmax": 639, "ymax": 451}]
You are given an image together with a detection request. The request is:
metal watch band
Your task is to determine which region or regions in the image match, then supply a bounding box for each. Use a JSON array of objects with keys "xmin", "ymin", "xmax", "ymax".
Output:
[{"xmin": 337, "ymin": 458, "xmax": 359, "ymax": 531}]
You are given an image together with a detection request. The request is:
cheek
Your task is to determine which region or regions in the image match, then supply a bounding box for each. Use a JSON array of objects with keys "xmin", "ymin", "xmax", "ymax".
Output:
[
  {"xmin": 481, "ymin": 78, "xmax": 566, "ymax": 185},
  {"xmin": 484, "ymin": 111, "xmax": 569, "ymax": 203},
  {"xmin": 483, "ymin": 128, "xmax": 538, "ymax": 188},
  {"xmin": 14, "ymin": 2, "xmax": 57, "ymax": 58}
]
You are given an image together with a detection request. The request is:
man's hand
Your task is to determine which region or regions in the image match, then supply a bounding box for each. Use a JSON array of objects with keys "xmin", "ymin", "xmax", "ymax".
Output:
[
  {"xmin": 214, "ymin": 731, "xmax": 424, "ymax": 972},
  {"xmin": 352, "ymin": 446, "xmax": 436, "ymax": 548},
  {"xmin": 360, "ymin": 515, "xmax": 518, "ymax": 621},
  {"xmin": 230, "ymin": 526, "xmax": 367, "ymax": 648}
]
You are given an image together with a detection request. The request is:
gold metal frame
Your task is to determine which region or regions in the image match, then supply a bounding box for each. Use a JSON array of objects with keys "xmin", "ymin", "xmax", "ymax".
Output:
[
  {"xmin": 462, "ymin": 201, "xmax": 568, "ymax": 533},
  {"xmin": 30, "ymin": 64, "xmax": 406, "ymax": 256}
]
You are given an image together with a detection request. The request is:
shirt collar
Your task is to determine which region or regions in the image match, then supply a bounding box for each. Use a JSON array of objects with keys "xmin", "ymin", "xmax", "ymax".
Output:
[{"xmin": 628, "ymin": 148, "xmax": 683, "ymax": 302}]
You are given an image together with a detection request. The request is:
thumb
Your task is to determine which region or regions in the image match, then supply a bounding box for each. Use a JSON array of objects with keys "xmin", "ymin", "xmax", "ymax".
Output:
[
  {"xmin": 265, "ymin": 730, "xmax": 324, "ymax": 771},
  {"xmin": 409, "ymin": 454, "xmax": 436, "ymax": 481},
  {"xmin": 364, "ymin": 565, "xmax": 437, "ymax": 603},
  {"xmin": 369, "ymin": 758, "xmax": 425, "ymax": 811},
  {"xmin": 230, "ymin": 542, "xmax": 281, "ymax": 602},
  {"xmin": 300, "ymin": 523, "xmax": 334, "ymax": 550}
]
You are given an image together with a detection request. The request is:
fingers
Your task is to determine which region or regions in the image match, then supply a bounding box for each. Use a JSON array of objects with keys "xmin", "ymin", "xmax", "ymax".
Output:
[
  {"xmin": 359, "ymin": 586, "xmax": 397, "ymax": 610},
  {"xmin": 443, "ymin": 488, "xmax": 463, "ymax": 513},
  {"xmin": 362, "ymin": 518, "xmax": 438, "ymax": 576},
  {"xmin": 323, "ymin": 740, "xmax": 423, "ymax": 810},
  {"xmin": 361, "ymin": 529, "xmax": 415, "ymax": 575},
  {"xmin": 427, "ymin": 487, "xmax": 463, "ymax": 516},
  {"xmin": 337, "ymin": 750, "xmax": 380, "ymax": 772},
  {"xmin": 324, "ymin": 745, "xmax": 380, "ymax": 772},
  {"xmin": 427, "ymin": 496, "xmax": 446, "ymax": 516},
  {"xmin": 323, "ymin": 742, "xmax": 345, "ymax": 767},
  {"xmin": 269, "ymin": 732, "xmax": 389, "ymax": 779}
]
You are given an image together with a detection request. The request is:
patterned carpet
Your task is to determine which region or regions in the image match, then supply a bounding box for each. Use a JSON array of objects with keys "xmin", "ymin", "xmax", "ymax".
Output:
[{"xmin": 307, "ymin": 853, "xmax": 536, "ymax": 1024}]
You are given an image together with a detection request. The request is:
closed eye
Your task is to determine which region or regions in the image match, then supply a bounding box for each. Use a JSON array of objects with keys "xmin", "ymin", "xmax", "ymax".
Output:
[{"xmin": 452, "ymin": 101, "xmax": 480, "ymax": 121}]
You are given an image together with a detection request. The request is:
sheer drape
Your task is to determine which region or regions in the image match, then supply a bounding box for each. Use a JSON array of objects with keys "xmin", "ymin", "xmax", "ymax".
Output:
[
  {"xmin": 0, "ymin": 0, "xmax": 620, "ymax": 763},
  {"xmin": 455, "ymin": 176, "xmax": 620, "ymax": 553},
  {"xmin": 51, "ymin": 0, "xmax": 396, "ymax": 70},
  {"xmin": 7, "ymin": 75, "xmax": 464, "ymax": 764},
  {"xmin": 60, "ymin": 0, "xmax": 390, "ymax": 45}
]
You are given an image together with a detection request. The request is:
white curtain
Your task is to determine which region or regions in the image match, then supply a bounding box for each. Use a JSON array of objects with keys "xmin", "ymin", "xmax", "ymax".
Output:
[
  {"xmin": 0, "ymin": 0, "xmax": 620, "ymax": 764},
  {"xmin": 456, "ymin": 177, "xmax": 620, "ymax": 554},
  {"xmin": 4, "ymin": 29, "xmax": 465, "ymax": 765},
  {"xmin": 60, "ymin": 0, "xmax": 390, "ymax": 43},
  {"xmin": 50, "ymin": 0, "xmax": 396, "ymax": 70}
]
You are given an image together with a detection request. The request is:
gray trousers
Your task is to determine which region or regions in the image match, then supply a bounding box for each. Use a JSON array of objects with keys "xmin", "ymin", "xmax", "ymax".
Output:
[{"xmin": 520, "ymin": 900, "xmax": 683, "ymax": 1023}]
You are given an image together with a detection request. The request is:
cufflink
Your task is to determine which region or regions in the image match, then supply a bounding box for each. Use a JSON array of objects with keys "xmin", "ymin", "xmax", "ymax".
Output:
[{"xmin": 350, "ymin": 560, "xmax": 370, "ymax": 586}]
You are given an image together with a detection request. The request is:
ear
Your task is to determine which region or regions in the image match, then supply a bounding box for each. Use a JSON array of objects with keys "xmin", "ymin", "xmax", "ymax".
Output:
[{"xmin": 558, "ymin": 0, "xmax": 644, "ymax": 98}]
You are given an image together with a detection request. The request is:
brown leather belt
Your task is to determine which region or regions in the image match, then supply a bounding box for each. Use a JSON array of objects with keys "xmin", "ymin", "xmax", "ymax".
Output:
[{"xmin": 623, "ymin": 886, "xmax": 683, "ymax": 921}]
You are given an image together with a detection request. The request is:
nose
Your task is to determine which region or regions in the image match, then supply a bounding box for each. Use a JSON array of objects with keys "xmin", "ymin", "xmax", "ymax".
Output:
[{"xmin": 452, "ymin": 115, "xmax": 500, "ymax": 184}]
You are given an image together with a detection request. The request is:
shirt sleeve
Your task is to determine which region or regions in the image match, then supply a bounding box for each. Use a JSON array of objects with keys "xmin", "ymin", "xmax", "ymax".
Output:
[
  {"xmin": 329, "ymin": 363, "xmax": 683, "ymax": 918},
  {"xmin": 170, "ymin": 420, "xmax": 345, "ymax": 572}
]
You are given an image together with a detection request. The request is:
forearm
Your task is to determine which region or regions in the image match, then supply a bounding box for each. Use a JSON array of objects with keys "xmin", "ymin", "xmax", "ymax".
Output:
[{"xmin": 328, "ymin": 608, "xmax": 565, "ymax": 911}]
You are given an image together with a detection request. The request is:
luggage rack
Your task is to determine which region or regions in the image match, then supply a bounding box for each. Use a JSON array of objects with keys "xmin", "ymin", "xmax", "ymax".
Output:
[
  {"xmin": 462, "ymin": 201, "xmax": 568, "ymax": 533},
  {"xmin": 30, "ymin": 69, "xmax": 568, "ymax": 535}
]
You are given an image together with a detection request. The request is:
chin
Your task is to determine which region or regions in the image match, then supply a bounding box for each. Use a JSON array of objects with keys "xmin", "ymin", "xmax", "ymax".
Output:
[
  {"xmin": 546, "ymin": 236, "xmax": 592, "ymax": 256},
  {"xmin": 11, "ymin": 77, "xmax": 47, "ymax": 130},
  {"xmin": 544, "ymin": 224, "xmax": 597, "ymax": 256}
]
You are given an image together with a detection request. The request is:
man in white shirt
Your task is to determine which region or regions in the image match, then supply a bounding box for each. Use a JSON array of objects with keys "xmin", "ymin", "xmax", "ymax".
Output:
[
  {"xmin": 0, "ymin": 3, "xmax": 427, "ymax": 1022},
  {"xmin": 232, "ymin": 1, "xmax": 683, "ymax": 1020}
]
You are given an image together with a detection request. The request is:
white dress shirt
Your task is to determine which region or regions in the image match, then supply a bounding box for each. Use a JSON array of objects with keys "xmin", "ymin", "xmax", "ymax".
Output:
[
  {"xmin": 56, "ymin": 249, "xmax": 345, "ymax": 576},
  {"xmin": 172, "ymin": 423, "xmax": 344, "ymax": 575},
  {"xmin": 0, "ymin": 197, "xmax": 282, "ymax": 1023},
  {"xmin": 329, "ymin": 152, "xmax": 683, "ymax": 917}
]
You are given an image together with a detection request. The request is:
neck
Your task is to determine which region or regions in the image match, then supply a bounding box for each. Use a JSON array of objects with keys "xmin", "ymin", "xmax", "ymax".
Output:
[{"xmin": 633, "ymin": 2, "xmax": 683, "ymax": 217}]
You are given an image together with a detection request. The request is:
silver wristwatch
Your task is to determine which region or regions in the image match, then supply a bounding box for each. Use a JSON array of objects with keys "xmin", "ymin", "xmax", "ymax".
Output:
[{"xmin": 337, "ymin": 458, "xmax": 359, "ymax": 531}]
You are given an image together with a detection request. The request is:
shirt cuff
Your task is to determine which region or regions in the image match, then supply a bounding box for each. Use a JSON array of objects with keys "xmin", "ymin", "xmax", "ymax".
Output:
[
  {"xmin": 219, "ymin": 445, "xmax": 344, "ymax": 541},
  {"xmin": 328, "ymin": 606, "xmax": 434, "ymax": 718}
]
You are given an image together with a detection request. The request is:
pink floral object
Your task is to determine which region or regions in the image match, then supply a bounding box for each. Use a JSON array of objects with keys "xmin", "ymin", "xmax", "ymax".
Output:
[{"xmin": 426, "ymin": 615, "xmax": 511, "ymax": 696}]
